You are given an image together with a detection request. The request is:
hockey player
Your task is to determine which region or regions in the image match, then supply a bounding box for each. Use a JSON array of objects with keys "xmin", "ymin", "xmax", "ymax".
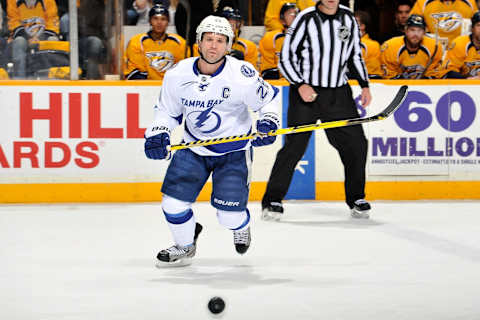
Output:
[
  {"xmin": 7, "ymin": 0, "xmax": 60, "ymax": 78},
  {"xmin": 410, "ymin": 0, "xmax": 478, "ymax": 45},
  {"xmin": 354, "ymin": 10, "xmax": 382, "ymax": 79},
  {"xmin": 124, "ymin": 4, "xmax": 187, "ymax": 80},
  {"xmin": 380, "ymin": 14, "xmax": 444, "ymax": 79},
  {"xmin": 144, "ymin": 15, "xmax": 280, "ymax": 265},
  {"xmin": 259, "ymin": 2, "xmax": 298, "ymax": 79},
  {"xmin": 442, "ymin": 11, "xmax": 480, "ymax": 78},
  {"xmin": 264, "ymin": 0, "xmax": 315, "ymax": 32}
]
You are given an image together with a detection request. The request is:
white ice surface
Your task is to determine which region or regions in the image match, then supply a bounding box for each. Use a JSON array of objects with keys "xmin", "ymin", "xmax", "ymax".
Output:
[{"xmin": 1, "ymin": 201, "xmax": 480, "ymax": 320}]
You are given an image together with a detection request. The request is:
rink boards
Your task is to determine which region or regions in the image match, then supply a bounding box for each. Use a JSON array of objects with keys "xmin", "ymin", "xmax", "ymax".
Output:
[{"xmin": 1, "ymin": 79, "xmax": 480, "ymax": 203}]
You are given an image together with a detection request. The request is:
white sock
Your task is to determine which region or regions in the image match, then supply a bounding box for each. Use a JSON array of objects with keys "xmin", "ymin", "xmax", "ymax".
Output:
[{"xmin": 162, "ymin": 195, "xmax": 195, "ymax": 247}]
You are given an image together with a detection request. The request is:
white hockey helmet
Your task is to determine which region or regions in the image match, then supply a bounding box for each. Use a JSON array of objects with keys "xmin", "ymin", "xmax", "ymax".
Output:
[{"xmin": 196, "ymin": 15, "xmax": 234, "ymax": 51}]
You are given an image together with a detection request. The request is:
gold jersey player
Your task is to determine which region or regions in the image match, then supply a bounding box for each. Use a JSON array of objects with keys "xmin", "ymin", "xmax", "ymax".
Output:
[
  {"xmin": 124, "ymin": 4, "xmax": 188, "ymax": 80},
  {"xmin": 380, "ymin": 15, "xmax": 444, "ymax": 79}
]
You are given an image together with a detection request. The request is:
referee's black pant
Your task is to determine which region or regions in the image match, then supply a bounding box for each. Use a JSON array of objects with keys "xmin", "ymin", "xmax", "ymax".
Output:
[{"xmin": 262, "ymin": 84, "xmax": 368, "ymax": 209}]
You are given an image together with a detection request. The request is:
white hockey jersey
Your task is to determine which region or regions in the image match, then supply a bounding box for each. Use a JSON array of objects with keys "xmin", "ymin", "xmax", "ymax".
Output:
[{"xmin": 147, "ymin": 56, "xmax": 281, "ymax": 156}]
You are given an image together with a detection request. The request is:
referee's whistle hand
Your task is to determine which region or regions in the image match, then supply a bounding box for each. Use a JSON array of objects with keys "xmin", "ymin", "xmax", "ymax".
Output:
[
  {"xmin": 360, "ymin": 87, "xmax": 372, "ymax": 108},
  {"xmin": 298, "ymin": 84, "xmax": 317, "ymax": 103}
]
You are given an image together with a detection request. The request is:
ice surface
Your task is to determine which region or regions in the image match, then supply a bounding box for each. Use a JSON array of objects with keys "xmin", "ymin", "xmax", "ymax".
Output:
[{"xmin": 1, "ymin": 201, "xmax": 480, "ymax": 320}]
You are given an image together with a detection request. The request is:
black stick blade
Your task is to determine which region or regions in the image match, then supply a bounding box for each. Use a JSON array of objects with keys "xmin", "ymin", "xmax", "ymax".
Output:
[{"xmin": 377, "ymin": 85, "xmax": 408, "ymax": 119}]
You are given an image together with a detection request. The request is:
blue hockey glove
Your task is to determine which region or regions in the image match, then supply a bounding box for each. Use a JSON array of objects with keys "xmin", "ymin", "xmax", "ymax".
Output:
[
  {"xmin": 144, "ymin": 127, "xmax": 171, "ymax": 160},
  {"xmin": 251, "ymin": 116, "xmax": 279, "ymax": 147}
]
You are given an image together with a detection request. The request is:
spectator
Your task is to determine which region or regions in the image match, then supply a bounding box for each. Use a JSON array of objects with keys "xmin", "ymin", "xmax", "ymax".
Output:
[
  {"xmin": 175, "ymin": 0, "xmax": 213, "ymax": 52},
  {"xmin": 258, "ymin": 2, "xmax": 297, "ymax": 79},
  {"xmin": 7, "ymin": 0, "xmax": 59, "ymax": 78},
  {"xmin": 0, "ymin": 5, "xmax": 7, "ymax": 79},
  {"xmin": 124, "ymin": 4, "xmax": 187, "ymax": 80},
  {"xmin": 380, "ymin": 14, "xmax": 443, "ymax": 79},
  {"xmin": 192, "ymin": 7, "xmax": 259, "ymax": 68},
  {"xmin": 410, "ymin": 0, "xmax": 478, "ymax": 44},
  {"xmin": 379, "ymin": 0, "xmax": 412, "ymax": 43},
  {"xmin": 56, "ymin": 0, "xmax": 106, "ymax": 79},
  {"xmin": 126, "ymin": 0, "xmax": 139, "ymax": 25},
  {"xmin": 133, "ymin": 0, "xmax": 170, "ymax": 25},
  {"xmin": 78, "ymin": 0, "xmax": 107, "ymax": 79},
  {"xmin": 354, "ymin": 10, "xmax": 382, "ymax": 78},
  {"xmin": 443, "ymin": 11, "xmax": 480, "ymax": 78}
]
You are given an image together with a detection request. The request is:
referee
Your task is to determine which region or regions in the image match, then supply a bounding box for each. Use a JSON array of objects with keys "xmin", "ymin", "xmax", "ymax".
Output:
[{"xmin": 261, "ymin": 0, "xmax": 373, "ymax": 220}]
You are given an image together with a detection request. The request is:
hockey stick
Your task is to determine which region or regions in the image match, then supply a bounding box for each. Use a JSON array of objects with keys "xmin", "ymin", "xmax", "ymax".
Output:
[
  {"xmin": 418, "ymin": 18, "xmax": 439, "ymax": 79},
  {"xmin": 169, "ymin": 85, "xmax": 408, "ymax": 151}
]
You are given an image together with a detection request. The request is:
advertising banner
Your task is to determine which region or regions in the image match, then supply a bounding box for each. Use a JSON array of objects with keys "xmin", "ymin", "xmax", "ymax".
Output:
[
  {"xmin": 352, "ymin": 83, "xmax": 480, "ymax": 176},
  {"xmin": 2, "ymin": 81, "xmax": 480, "ymax": 203},
  {"xmin": 0, "ymin": 85, "xmax": 168, "ymax": 183}
]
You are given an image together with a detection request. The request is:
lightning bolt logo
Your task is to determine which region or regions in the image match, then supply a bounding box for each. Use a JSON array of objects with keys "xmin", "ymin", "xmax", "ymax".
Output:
[{"xmin": 195, "ymin": 107, "xmax": 213, "ymax": 128}]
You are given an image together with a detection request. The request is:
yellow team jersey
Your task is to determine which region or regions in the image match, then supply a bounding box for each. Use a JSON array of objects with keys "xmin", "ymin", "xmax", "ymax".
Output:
[
  {"xmin": 442, "ymin": 34, "xmax": 480, "ymax": 77},
  {"xmin": 259, "ymin": 29, "xmax": 285, "ymax": 74},
  {"xmin": 380, "ymin": 35, "xmax": 444, "ymax": 79},
  {"xmin": 0, "ymin": 68, "xmax": 9, "ymax": 80},
  {"xmin": 296, "ymin": 0, "xmax": 315, "ymax": 11},
  {"xmin": 7, "ymin": 0, "xmax": 59, "ymax": 37},
  {"xmin": 361, "ymin": 34, "xmax": 382, "ymax": 77},
  {"xmin": 124, "ymin": 32, "xmax": 187, "ymax": 80},
  {"xmin": 193, "ymin": 38, "xmax": 259, "ymax": 69},
  {"xmin": 264, "ymin": 0, "xmax": 315, "ymax": 32},
  {"xmin": 410, "ymin": 0, "xmax": 478, "ymax": 43}
]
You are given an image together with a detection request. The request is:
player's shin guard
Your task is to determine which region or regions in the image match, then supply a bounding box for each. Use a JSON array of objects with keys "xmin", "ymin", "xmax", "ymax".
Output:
[
  {"xmin": 161, "ymin": 195, "xmax": 196, "ymax": 246},
  {"xmin": 163, "ymin": 208, "xmax": 196, "ymax": 247},
  {"xmin": 217, "ymin": 209, "xmax": 251, "ymax": 254},
  {"xmin": 157, "ymin": 195, "xmax": 201, "ymax": 264}
]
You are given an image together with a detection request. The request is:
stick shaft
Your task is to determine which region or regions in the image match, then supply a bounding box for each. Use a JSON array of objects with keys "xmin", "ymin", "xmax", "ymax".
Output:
[{"xmin": 170, "ymin": 85, "xmax": 408, "ymax": 151}]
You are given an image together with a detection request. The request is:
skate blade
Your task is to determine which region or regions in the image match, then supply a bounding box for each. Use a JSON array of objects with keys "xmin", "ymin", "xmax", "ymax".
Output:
[
  {"xmin": 262, "ymin": 209, "xmax": 282, "ymax": 221},
  {"xmin": 155, "ymin": 257, "xmax": 193, "ymax": 268},
  {"xmin": 350, "ymin": 209, "xmax": 370, "ymax": 219}
]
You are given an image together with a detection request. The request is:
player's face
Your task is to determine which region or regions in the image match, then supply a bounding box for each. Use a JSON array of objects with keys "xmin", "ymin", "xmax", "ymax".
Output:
[
  {"xmin": 198, "ymin": 32, "xmax": 229, "ymax": 63},
  {"xmin": 282, "ymin": 8, "xmax": 297, "ymax": 28},
  {"xmin": 405, "ymin": 26, "xmax": 425, "ymax": 47},
  {"xmin": 472, "ymin": 22, "xmax": 480, "ymax": 41},
  {"xmin": 150, "ymin": 15, "xmax": 169, "ymax": 34},
  {"xmin": 396, "ymin": 5, "xmax": 411, "ymax": 26}
]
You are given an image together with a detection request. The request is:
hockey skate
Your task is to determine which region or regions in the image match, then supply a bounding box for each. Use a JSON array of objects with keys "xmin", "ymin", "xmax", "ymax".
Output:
[
  {"xmin": 156, "ymin": 223, "xmax": 203, "ymax": 267},
  {"xmin": 350, "ymin": 199, "xmax": 371, "ymax": 219},
  {"xmin": 233, "ymin": 226, "xmax": 251, "ymax": 254},
  {"xmin": 261, "ymin": 202, "xmax": 283, "ymax": 221}
]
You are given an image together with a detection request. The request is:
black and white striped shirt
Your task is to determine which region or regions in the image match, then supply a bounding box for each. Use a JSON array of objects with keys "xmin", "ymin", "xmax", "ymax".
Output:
[{"xmin": 279, "ymin": 4, "xmax": 369, "ymax": 88}]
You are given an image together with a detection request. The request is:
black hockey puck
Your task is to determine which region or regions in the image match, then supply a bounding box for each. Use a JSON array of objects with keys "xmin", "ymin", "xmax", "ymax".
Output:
[{"xmin": 208, "ymin": 296, "xmax": 225, "ymax": 314}]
